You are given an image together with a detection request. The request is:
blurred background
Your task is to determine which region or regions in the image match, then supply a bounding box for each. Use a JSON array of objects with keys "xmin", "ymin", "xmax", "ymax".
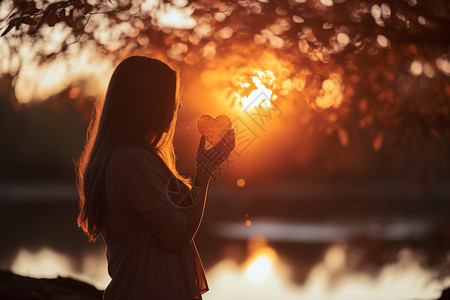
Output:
[{"xmin": 0, "ymin": 0, "xmax": 449, "ymax": 299}]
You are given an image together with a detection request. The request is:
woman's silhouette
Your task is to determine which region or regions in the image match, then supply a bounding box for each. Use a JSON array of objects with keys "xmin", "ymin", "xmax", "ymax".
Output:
[{"xmin": 76, "ymin": 56, "xmax": 235, "ymax": 299}]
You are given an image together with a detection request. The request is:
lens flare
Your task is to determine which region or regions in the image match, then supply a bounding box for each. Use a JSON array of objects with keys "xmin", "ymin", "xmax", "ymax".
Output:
[{"xmin": 313, "ymin": 73, "xmax": 344, "ymax": 110}]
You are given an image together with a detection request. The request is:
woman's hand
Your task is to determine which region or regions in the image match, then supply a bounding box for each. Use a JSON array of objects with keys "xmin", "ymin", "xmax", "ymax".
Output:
[{"xmin": 195, "ymin": 129, "xmax": 235, "ymax": 180}]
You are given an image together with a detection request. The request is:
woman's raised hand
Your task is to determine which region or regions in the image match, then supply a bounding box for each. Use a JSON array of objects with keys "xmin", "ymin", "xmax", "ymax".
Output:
[{"xmin": 195, "ymin": 129, "xmax": 235, "ymax": 180}]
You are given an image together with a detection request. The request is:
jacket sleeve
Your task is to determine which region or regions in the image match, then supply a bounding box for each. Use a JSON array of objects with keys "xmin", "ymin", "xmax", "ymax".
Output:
[{"xmin": 124, "ymin": 152, "xmax": 187, "ymax": 250}]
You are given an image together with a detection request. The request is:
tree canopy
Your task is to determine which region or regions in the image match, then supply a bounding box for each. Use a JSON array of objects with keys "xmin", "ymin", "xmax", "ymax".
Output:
[{"xmin": 1, "ymin": 0, "xmax": 449, "ymax": 159}]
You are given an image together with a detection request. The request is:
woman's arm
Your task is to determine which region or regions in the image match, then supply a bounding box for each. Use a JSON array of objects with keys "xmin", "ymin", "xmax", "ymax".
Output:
[
  {"xmin": 180, "ymin": 169, "xmax": 211, "ymax": 245},
  {"xmin": 180, "ymin": 129, "xmax": 235, "ymax": 245}
]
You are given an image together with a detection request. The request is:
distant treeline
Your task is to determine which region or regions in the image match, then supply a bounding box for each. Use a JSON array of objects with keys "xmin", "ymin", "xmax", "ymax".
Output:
[{"xmin": 0, "ymin": 78, "xmax": 93, "ymax": 182}]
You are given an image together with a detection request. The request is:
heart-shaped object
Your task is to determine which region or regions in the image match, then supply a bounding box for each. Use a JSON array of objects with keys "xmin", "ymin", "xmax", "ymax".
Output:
[{"xmin": 197, "ymin": 114, "xmax": 232, "ymax": 144}]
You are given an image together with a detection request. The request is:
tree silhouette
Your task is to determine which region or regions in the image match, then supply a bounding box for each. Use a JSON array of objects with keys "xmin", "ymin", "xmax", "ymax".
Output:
[{"xmin": 1, "ymin": 0, "xmax": 449, "ymax": 151}]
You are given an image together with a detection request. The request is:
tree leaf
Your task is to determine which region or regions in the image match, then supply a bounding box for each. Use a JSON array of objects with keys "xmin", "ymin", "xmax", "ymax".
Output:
[
  {"xmin": 21, "ymin": 17, "xmax": 37, "ymax": 25},
  {"xmin": 73, "ymin": 0, "xmax": 83, "ymax": 9},
  {"xmin": 1, "ymin": 23, "xmax": 15, "ymax": 37},
  {"xmin": 25, "ymin": 8, "xmax": 40, "ymax": 15},
  {"xmin": 45, "ymin": 3, "xmax": 59, "ymax": 12},
  {"xmin": 118, "ymin": 2, "xmax": 132, "ymax": 11},
  {"xmin": 64, "ymin": 16, "xmax": 76, "ymax": 28},
  {"xmin": 18, "ymin": 1, "xmax": 28, "ymax": 13},
  {"xmin": 36, "ymin": 15, "xmax": 46, "ymax": 30},
  {"xmin": 47, "ymin": 12, "xmax": 58, "ymax": 27},
  {"xmin": 9, "ymin": 11, "xmax": 19, "ymax": 18},
  {"xmin": 84, "ymin": 3, "xmax": 93, "ymax": 14},
  {"xmin": 14, "ymin": 19, "xmax": 22, "ymax": 30}
]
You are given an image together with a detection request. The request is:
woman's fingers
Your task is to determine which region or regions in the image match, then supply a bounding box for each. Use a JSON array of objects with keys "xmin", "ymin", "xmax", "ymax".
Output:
[
  {"xmin": 196, "ymin": 129, "xmax": 235, "ymax": 175},
  {"xmin": 222, "ymin": 130, "xmax": 235, "ymax": 154},
  {"xmin": 215, "ymin": 129, "xmax": 235, "ymax": 153},
  {"xmin": 197, "ymin": 136, "xmax": 206, "ymax": 156},
  {"xmin": 226, "ymin": 130, "xmax": 235, "ymax": 151}
]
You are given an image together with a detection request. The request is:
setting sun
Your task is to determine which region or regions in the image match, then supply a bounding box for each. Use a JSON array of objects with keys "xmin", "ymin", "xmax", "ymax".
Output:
[{"xmin": 234, "ymin": 69, "xmax": 277, "ymax": 110}]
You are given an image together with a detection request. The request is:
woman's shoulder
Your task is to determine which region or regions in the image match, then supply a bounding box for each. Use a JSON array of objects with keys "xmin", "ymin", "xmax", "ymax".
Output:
[
  {"xmin": 112, "ymin": 145, "xmax": 155, "ymax": 158},
  {"xmin": 108, "ymin": 145, "xmax": 162, "ymax": 171}
]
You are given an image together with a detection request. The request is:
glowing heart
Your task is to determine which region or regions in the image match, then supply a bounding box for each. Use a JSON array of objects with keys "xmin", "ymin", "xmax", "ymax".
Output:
[{"xmin": 197, "ymin": 115, "xmax": 232, "ymax": 145}]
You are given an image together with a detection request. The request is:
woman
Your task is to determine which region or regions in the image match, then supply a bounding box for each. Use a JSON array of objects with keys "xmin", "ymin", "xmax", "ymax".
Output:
[{"xmin": 76, "ymin": 56, "xmax": 235, "ymax": 299}]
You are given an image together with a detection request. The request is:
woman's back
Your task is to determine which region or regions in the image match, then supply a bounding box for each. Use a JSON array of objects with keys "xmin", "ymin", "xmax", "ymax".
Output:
[{"xmin": 103, "ymin": 145, "xmax": 206, "ymax": 299}]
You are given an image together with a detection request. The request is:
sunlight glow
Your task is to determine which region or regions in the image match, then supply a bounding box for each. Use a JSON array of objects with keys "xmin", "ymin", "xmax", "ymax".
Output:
[
  {"xmin": 314, "ymin": 73, "xmax": 344, "ymax": 110},
  {"xmin": 204, "ymin": 245, "xmax": 449, "ymax": 300},
  {"xmin": 11, "ymin": 248, "xmax": 109, "ymax": 290},
  {"xmin": 11, "ymin": 248, "xmax": 72, "ymax": 279},
  {"xmin": 323, "ymin": 244, "xmax": 346, "ymax": 271},
  {"xmin": 155, "ymin": 4, "xmax": 196, "ymax": 29},
  {"xmin": 9, "ymin": 244, "xmax": 449, "ymax": 300},
  {"xmin": 336, "ymin": 33, "xmax": 350, "ymax": 46},
  {"xmin": 237, "ymin": 69, "xmax": 276, "ymax": 110},
  {"xmin": 410, "ymin": 60, "xmax": 423, "ymax": 76},
  {"xmin": 140, "ymin": 0, "xmax": 196, "ymax": 29},
  {"xmin": 320, "ymin": 0, "xmax": 333, "ymax": 7},
  {"xmin": 13, "ymin": 44, "xmax": 113, "ymax": 103},
  {"xmin": 244, "ymin": 247, "xmax": 277, "ymax": 283},
  {"xmin": 436, "ymin": 56, "xmax": 450, "ymax": 75}
]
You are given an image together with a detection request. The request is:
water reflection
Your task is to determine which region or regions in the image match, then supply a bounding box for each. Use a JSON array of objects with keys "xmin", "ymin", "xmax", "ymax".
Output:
[
  {"xmin": 214, "ymin": 218, "xmax": 434, "ymax": 242},
  {"xmin": 10, "ymin": 247, "xmax": 109, "ymax": 290},
  {"xmin": 205, "ymin": 245, "xmax": 448, "ymax": 300},
  {"xmin": 8, "ymin": 241, "xmax": 449, "ymax": 300},
  {"xmin": 1, "ymin": 183, "xmax": 448, "ymax": 298}
]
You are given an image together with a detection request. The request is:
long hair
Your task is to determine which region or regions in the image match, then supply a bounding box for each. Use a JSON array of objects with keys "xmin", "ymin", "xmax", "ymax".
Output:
[{"xmin": 76, "ymin": 56, "xmax": 191, "ymax": 242}]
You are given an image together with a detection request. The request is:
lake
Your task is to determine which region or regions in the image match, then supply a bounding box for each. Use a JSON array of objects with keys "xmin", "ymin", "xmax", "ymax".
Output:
[{"xmin": 0, "ymin": 180, "xmax": 448, "ymax": 299}]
